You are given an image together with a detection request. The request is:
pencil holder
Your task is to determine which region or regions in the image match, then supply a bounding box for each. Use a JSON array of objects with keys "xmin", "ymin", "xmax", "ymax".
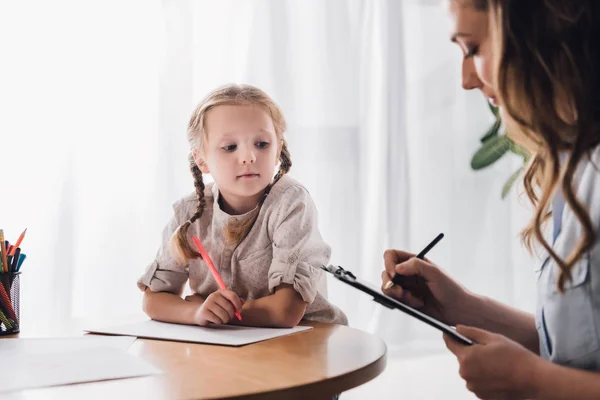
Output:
[{"xmin": 0, "ymin": 272, "xmax": 20, "ymax": 335}]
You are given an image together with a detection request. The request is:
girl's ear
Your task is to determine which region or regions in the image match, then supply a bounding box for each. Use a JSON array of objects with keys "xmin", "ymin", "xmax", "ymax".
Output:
[
  {"xmin": 192, "ymin": 149, "xmax": 210, "ymax": 174},
  {"xmin": 275, "ymin": 139, "xmax": 283, "ymax": 166}
]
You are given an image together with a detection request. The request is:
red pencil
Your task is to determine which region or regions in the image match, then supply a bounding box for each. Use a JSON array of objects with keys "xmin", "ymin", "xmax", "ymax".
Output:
[{"xmin": 192, "ymin": 236, "xmax": 242, "ymax": 321}]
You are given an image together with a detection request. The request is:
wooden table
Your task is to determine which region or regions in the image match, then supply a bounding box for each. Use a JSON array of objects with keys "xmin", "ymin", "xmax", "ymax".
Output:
[{"xmin": 2, "ymin": 321, "xmax": 387, "ymax": 399}]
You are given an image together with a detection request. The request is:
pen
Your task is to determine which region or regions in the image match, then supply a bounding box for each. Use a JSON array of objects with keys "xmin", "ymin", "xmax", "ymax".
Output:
[
  {"xmin": 192, "ymin": 236, "xmax": 242, "ymax": 321},
  {"xmin": 385, "ymin": 233, "xmax": 444, "ymax": 289},
  {"xmin": 11, "ymin": 248, "xmax": 20, "ymax": 272},
  {"xmin": 16, "ymin": 254, "xmax": 26, "ymax": 272}
]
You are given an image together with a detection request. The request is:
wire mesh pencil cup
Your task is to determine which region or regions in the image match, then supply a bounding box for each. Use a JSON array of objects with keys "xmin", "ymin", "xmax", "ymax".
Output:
[{"xmin": 0, "ymin": 272, "xmax": 20, "ymax": 335}]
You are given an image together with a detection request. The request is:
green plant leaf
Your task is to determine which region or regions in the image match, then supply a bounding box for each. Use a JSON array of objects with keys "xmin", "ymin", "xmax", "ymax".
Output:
[
  {"xmin": 509, "ymin": 141, "xmax": 531, "ymax": 162},
  {"xmin": 501, "ymin": 166, "xmax": 525, "ymax": 199},
  {"xmin": 488, "ymin": 102, "xmax": 500, "ymax": 118},
  {"xmin": 480, "ymin": 119, "xmax": 502, "ymax": 143},
  {"xmin": 471, "ymin": 134, "xmax": 512, "ymax": 170}
]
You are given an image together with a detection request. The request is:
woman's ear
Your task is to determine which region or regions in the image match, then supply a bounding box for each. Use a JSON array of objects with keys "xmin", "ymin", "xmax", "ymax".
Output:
[{"xmin": 192, "ymin": 149, "xmax": 210, "ymax": 174}]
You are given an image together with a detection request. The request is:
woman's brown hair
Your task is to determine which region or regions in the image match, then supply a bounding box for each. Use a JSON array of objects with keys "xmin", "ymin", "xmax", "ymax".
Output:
[
  {"xmin": 479, "ymin": 0, "xmax": 600, "ymax": 291},
  {"xmin": 169, "ymin": 84, "xmax": 292, "ymax": 264}
]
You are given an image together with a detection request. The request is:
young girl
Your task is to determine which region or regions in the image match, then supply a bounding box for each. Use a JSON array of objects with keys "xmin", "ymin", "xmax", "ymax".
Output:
[
  {"xmin": 138, "ymin": 84, "xmax": 347, "ymax": 328},
  {"xmin": 382, "ymin": 0, "xmax": 600, "ymax": 398}
]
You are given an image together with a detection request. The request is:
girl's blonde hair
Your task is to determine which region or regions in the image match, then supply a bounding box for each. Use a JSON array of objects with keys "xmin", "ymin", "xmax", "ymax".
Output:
[
  {"xmin": 478, "ymin": 0, "xmax": 600, "ymax": 292},
  {"xmin": 170, "ymin": 84, "xmax": 292, "ymax": 264}
]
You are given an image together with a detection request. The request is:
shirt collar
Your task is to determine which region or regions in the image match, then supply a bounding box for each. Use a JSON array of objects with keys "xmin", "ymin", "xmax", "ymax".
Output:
[{"xmin": 210, "ymin": 182, "xmax": 260, "ymax": 231}]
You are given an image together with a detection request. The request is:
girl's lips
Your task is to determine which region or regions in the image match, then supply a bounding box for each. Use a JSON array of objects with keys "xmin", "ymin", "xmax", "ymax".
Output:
[{"xmin": 237, "ymin": 173, "xmax": 259, "ymax": 179}]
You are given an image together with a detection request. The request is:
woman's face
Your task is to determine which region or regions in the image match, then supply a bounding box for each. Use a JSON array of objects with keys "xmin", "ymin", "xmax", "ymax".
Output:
[{"xmin": 447, "ymin": 0, "xmax": 499, "ymax": 107}]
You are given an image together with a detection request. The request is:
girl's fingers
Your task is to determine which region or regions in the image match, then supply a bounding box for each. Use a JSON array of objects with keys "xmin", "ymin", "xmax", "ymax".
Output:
[
  {"xmin": 203, "ymin": 310, "xmax": 223, "ymax": 325},
  {"xmin": 207, "ymin": 302, "xmax": 230, "ymax": 324},
  {"xmin": 220, "ymin": 290, "xmax": 243, "ymax": 312},
  {"xmin": 214, "ymin": 296, "xmax": 236, "ymax": 319}
]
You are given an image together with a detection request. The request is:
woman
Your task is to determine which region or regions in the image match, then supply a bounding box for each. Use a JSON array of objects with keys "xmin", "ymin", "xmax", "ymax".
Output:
[{"xmin": 381, "ymin": 1, "xmax": 600, "ymax": 399}]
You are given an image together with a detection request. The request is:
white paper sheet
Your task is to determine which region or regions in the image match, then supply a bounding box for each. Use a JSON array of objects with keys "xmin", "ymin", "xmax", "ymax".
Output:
[
  {"xmin": 0, "ymin": 336, "xmax": 162, "ymax": 394},
  {"xmin": 84, "ymin": 319, "xmax": 312, "ymax": 346}
]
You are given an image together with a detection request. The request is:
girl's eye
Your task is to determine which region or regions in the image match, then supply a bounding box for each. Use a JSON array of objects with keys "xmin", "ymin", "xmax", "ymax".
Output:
[
  {"xmin": 222, "ymin": 144, "xmax": 237, "ymax": 152},
  {"xmin": 465, "ymin": 45, "xmax": 479, "ymax": 58},
  {"xmin": 256, "ymin": 141, "xmax": 270, "ymax": 149}
]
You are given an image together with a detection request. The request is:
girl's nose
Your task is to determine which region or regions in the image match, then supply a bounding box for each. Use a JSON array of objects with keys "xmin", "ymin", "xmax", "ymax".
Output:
[{"xmin": 241, "ymin": 147, "xmax": 256, "ymax": 164}]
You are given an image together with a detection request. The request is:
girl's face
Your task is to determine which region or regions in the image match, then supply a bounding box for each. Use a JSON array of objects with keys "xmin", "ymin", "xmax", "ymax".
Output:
[
  {"xmin": 447, "ymin": 0, "xmax": 499, "ymax": 107},
  {"xmin": 197, "ymin": 104, "xmax": 281, "ymax": 213}
]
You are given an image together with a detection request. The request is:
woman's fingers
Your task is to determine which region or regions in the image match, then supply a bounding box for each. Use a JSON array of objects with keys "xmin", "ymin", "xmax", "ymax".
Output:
[
  {"xmin": 383, "ymin": 249, "xmax": 414, "ymax": 278},
  {"xmin": 381, "ymin": 270, "xmax": 405, "ymax": 298},
  {"xmin": 401, "ymin": 290, "xmax": 425, "ymax": 308},
  {"xmin": 395, "ymin": 257, "xmax": 438, "ymax": 281}
]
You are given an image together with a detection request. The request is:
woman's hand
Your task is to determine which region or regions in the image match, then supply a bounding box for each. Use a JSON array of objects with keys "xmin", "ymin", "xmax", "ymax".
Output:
[
  {"xmin": 193, "ymin": 289, "xmax": 244, "ymax": 326},
  {"xmin": 381, "ymin": 249, "xmax": 471, "ymax": 325},
  {"xmin": 444, "ymin": 325, "xmax": 541, "ymax": 400}
]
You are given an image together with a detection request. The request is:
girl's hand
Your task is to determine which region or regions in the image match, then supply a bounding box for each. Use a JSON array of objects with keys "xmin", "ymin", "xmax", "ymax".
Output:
[
  {"xmin": 381, "ymin": 249, "xmax": 471, "ymax": 325},
  {"xmin": 444, "ymin": 325, "xmax": 540, "ymax": 400},
  {"xmin": 184, "ymin": 293, "xmax": 205, "ymax": 304},
  {"xmin": 193, "ymin": 289, "xmax": 244, "ymax": 326}
]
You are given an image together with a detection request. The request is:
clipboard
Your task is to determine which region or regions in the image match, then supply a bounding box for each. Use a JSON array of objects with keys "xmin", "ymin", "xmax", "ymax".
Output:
[{"xmin": 322, "ymin": 265, "xmax": 474, "ymax": 346}]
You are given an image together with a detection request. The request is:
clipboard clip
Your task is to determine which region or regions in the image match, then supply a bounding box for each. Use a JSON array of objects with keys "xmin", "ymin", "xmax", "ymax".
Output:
[
  {"xmin": 322, "ymin": 265, "xmax": 396, "ymax": 309},
  {"xmin": 321, "ymin": 265, "xmax": 356, "ymax": 280}
]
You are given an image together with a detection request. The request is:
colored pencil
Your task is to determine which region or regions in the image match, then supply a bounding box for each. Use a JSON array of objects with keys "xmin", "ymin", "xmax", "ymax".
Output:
[
  {"xmin": 0, "ymin": 230, "xmax": 6, "ymax": 273},
  {"xmin": 192, "ymin": 236, "xmax": 242, "ymax": 321},
  {"xmin": 9, "ymin": 228, "xmax": 27, "ymax": 256}
]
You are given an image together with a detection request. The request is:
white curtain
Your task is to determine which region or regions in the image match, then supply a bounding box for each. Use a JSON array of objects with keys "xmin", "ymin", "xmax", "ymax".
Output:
[
  {"xmin": 1, "ymin": 0, "xmax": 165, "ymax": 332},
  {"xmin": 1, "ymin": 0, "xmax": 534, "ymax": 353}
]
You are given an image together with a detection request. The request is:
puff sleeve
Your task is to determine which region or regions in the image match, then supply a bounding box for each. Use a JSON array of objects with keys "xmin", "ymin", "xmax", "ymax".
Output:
[
  {"xmin": 267, "ymin": 186, "xmax": 331, "ymax": 303},
  {"xmin": 137, "ymin": 199, "xmax": 189, "ymax": 295}
]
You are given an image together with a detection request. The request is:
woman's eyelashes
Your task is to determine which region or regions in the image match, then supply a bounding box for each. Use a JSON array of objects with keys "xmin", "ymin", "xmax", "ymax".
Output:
[
  {"xmin": 221, "ymin": 141, "xmax": 270, "ymax": 152},
  {"xmin": 465, "ymin": 44, "xmax": 479, "ymax": 58}
]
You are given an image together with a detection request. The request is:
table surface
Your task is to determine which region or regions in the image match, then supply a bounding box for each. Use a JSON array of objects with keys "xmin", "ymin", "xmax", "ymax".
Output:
[{"xmin": 2, "ymin": 320, "xmax": 387, "ymax": 400}]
